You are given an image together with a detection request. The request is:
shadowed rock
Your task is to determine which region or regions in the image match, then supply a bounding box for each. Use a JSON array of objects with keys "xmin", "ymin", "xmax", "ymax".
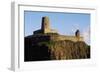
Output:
[{"xmin": 24, "ymin": 35, "xmax": 90, "ymax": 61}]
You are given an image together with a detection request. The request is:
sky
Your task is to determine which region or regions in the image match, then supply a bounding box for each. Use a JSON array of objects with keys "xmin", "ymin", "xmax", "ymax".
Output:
[{"xmin": 24, "ymin": 11, "xmax": 90, "ymax": 45}]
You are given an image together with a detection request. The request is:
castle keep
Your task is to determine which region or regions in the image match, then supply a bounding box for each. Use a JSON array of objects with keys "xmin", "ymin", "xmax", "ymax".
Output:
[
  {"xmin": 33, "ymin": 16, "xmax": 83, "ymax": 42},
  {"xmin": 34, "ymin": 16, "xmax": 57, "ymax": 34}
]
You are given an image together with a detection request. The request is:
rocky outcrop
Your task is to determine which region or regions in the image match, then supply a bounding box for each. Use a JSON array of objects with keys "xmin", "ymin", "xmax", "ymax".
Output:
[
  {"xmin": 38, "ymin": 40, "xmax": 90, "ymax": 60},
  {"xmin": 24, "ymin": 36, "xmax": 90, "ymax": 61}
]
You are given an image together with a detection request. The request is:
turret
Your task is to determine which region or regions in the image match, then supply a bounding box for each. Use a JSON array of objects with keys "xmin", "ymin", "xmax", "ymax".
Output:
[{"xmin": 75, "ymin": 29, "xmax": 80, "ymax": 41}]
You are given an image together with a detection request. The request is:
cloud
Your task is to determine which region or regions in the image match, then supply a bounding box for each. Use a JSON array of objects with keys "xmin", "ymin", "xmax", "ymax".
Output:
[
  {"xmin": 69, "ymin": 23, "xmax": 90, "ymax": 45},
  {"xmin": 82, "ymin": 26, "xmax": 90, "ymax": 45}
]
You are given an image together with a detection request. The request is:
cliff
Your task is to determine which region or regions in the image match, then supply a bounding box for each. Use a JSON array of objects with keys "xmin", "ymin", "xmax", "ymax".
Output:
[
  {"xmin": 37, "ymin": 40, "xmax": 90, "ymax": 60},
  {"xmin": 24, "ymin": 35, "xmax": 90, "ymax": 61}
]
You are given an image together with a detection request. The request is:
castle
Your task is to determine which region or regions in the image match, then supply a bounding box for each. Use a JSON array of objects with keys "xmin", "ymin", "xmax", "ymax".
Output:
[
  {"xmin": 24, "ymin": 17, "xmax": 89, "ymax": 61},
  {"xmin": 33, "ymin": 16, "xmax": 83, "ymax": 42}
]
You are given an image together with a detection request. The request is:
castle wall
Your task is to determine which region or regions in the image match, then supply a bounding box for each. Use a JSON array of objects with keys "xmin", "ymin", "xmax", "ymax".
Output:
[{"xmin": 50, "ymin": 35, "xmax": 83, "ymax": 42}]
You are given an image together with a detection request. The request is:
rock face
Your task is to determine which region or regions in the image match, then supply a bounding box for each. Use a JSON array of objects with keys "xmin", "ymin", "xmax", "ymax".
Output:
[
  {"xmin": 24, "ymin": 35, "xmax": 90, "ymax": 61},
  {"xmin": 46, "ymin": 40, "xmax": 90, "ymax": 60}
]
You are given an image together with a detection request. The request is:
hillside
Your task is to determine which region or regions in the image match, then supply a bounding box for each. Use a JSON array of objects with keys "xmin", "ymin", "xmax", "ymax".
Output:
[{"xmin": 24, "ymin": 36, "xmax": 90, "ymax": 61}]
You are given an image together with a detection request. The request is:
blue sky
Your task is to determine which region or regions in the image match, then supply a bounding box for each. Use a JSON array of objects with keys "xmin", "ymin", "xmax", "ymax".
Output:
[{"xmin": 24, "ymin": 11, "xmax": 90, "ymax": 44}]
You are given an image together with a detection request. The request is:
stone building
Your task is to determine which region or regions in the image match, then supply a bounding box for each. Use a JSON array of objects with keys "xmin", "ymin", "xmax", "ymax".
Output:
[
  {"xmin": 33, "ymin": 16, "xmax": 83, "ymax": 42},
  {"xmin": 34, "ymin": 16, "xmax": 57, "ymax": 34}
]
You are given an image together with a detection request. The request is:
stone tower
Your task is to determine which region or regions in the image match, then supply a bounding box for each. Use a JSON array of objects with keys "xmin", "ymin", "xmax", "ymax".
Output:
[
  {"xmin": 34, "ymin": 16, "xmax": 57, "ymax": 34},
  {"xmin": 41, "ymin": 16, "xmax": 51, "ymax": 33}
]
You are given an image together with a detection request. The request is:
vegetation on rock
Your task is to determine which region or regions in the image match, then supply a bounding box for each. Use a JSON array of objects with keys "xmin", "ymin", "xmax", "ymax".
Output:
[{"xmin": 25, "ymin": 37, "xmax": 90, "ymax": 61}]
